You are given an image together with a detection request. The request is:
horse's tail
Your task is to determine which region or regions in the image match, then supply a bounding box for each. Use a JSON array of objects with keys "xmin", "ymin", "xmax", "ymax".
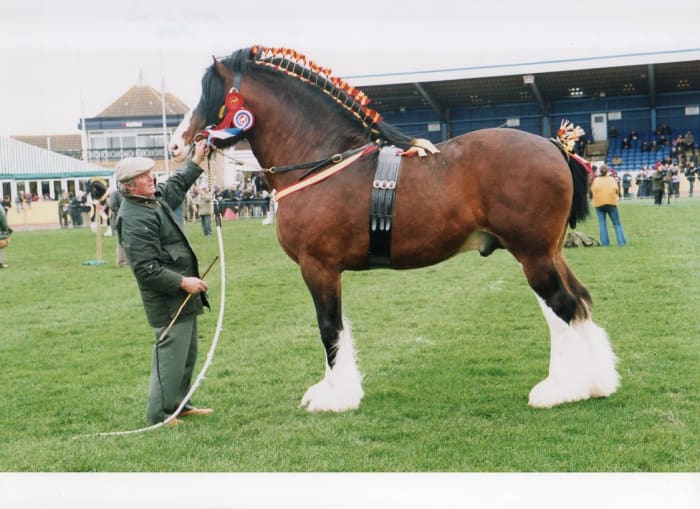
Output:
[
  {"xmin": 550, "ymin": 139, "xmax": 591, "ymax": 229},
  {"xmin": 566, "ymin": 154, "xmax": 591, "ymax": 229}
]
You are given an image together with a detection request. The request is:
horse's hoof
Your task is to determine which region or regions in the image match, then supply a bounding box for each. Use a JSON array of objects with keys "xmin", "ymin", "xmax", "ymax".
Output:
[
  {"xmin": 528, "ymin": 376, "xmax": 591, "ymax": 408},
  {"xmin": 300, "ymin": 380, "xmax": 363, "ymax": 412}
]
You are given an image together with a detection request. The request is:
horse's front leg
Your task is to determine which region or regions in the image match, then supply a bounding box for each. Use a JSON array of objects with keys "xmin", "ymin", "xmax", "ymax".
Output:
[{"xmin": 299, "ymin": 263, "xmax": 364, "ymax": 412}]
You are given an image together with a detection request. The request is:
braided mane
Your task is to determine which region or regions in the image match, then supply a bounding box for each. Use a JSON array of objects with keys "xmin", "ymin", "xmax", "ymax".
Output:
[{"xmin": 211, "ymin": 46, "xmax": 413, "ymax": 149}]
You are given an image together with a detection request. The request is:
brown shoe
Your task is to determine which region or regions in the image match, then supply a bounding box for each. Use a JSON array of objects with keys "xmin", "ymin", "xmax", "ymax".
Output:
[
  {"xmin": 179, "ymin": 407, "xmax": 214, "ymax": 417},
  {"xmin": 165, "ymin": 417, "xmax": 184, "ymax": 426}
]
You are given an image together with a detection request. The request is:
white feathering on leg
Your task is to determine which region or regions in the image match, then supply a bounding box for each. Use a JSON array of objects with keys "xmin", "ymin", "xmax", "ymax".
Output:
[
  {"xmin": 301, "ymin": 317, "xmax": 364, "ymax": 412},
  {"xmin": 572, "ymin": 319, "xmax": 620, "ymax": 398},
  {"xmin": 529, "ymin": 295, "xmax": 620, "ymax": 408}
]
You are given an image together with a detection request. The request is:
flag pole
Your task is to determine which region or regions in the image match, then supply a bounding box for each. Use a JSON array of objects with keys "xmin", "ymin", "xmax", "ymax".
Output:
[{"xmin": 161, "ymin": 75, "xmax": 170, "ymax": 175}]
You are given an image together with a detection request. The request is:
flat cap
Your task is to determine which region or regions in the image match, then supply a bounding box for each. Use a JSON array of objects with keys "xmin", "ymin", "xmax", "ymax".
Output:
[{"xmin": 115, "ymin": 157, "xmax": 155, "ymax": 183}]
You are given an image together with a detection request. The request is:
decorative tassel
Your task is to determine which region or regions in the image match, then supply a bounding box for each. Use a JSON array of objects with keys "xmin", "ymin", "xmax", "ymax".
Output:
[
  {"xmin": 557, "ymin": 119, "xmax": 585, "ymax": 153},
  {"xmin": 411, "ymin": 138, "xmax": 440, "ymax": 155}
]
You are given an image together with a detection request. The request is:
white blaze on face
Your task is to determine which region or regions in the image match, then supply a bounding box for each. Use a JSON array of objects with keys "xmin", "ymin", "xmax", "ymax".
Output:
[{"xmin": 169, "ymin": 109, "xmax": 194, "ymax": 161}]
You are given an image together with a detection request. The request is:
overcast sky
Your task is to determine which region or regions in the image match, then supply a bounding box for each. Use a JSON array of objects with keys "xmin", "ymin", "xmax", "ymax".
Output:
[{"xmin": 1, "ymin": 0, "xmax": 699, "ymax": 137}]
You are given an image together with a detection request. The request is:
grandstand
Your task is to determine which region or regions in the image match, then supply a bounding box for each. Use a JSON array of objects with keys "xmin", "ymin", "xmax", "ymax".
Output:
[
  {"xmin": 604, "ymin": 128, "xmax": 695, "ymax": 172},
  {"xmin": 350, "ymin": 51, "xmax": 700, "ymax": 172}
]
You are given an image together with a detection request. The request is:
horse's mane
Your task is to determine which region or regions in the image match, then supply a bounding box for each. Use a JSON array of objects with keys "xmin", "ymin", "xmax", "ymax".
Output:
[{"xmin": 207, "ymin": 46, "xmax": 414, "ymax": 150}]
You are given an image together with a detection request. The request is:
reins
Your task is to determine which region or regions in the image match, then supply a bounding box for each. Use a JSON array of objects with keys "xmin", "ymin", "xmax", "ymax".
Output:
[{"xmin": 268, "ymin": 143, "xmax": 375, "ymax": 179}]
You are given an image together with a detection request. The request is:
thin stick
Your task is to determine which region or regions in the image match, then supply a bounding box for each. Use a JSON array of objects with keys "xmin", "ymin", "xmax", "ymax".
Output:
[{"xmin": 157, "ymin": 255, "xmax": 219, "ymax": 342}]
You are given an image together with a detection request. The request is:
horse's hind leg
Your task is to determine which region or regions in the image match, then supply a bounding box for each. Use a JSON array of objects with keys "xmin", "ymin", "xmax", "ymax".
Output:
[
  {"xmin": 298, "ymin": 263, "xmax": 364, "ymax": 412},
  {"xmin": 520, "ymin": 254, "xmax": 620, "ymax": 408}
]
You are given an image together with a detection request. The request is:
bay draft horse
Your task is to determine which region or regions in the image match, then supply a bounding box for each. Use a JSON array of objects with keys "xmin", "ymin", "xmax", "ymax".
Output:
[{"xmin": 170, "ymin": 46, "xmax": 620, "ymax": 412}]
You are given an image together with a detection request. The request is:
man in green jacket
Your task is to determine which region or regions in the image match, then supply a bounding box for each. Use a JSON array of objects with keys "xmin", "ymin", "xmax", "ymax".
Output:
[{"xmin": 115, "ymin": 139, "xmax": 214, "ymax": 426}]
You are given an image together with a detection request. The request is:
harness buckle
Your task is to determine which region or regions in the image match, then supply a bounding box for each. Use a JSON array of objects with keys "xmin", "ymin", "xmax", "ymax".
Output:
[{"xmin": 332, "ymin": 153, "xmax": 343, "ymax": 163}]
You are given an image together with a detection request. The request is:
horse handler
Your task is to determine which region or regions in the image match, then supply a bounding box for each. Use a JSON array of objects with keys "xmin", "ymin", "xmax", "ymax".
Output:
[{"xmin": 115, "ymin": 139, "xmax": 214, "ymax": 426}]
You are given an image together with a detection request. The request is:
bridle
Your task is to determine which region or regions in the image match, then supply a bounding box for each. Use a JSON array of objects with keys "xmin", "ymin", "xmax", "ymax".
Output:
[{"xmin": 193, "ymin": 73, "xmax": 253, "ymax": 150}]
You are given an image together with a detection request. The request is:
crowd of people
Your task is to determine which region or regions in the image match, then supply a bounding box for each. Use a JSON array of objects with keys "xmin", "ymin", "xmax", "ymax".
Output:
[
  {"xmin": 605, "ymin": 160, "xmax": 697, "ymax": 203},
  {"xmin": 54, "ymin": 191, "xmax": 97, "ymax": 228},
  {"xmin": 601, "ymin": 125, "xmax": 698, "ymax": 203},
  {"xmin": 184, "ymin": 172, "xmax": 273, "ymax": 227}
]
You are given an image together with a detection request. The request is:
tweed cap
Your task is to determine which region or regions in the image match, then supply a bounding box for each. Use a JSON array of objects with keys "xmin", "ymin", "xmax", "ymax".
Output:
[{"xmin": 115, "ymin": 157, "xmax": 155, "ymax": 183}]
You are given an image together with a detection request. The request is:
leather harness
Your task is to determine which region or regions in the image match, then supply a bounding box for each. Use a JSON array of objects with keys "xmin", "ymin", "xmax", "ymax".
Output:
[{"xmin": 368, "ymin": 146, "xmax": 403, "ymax": 268}]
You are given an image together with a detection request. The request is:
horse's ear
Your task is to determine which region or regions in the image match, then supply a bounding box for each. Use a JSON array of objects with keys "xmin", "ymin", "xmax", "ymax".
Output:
[{"xmin": 213, "ymin": 56, "xmax": 228, "ymax": 79}]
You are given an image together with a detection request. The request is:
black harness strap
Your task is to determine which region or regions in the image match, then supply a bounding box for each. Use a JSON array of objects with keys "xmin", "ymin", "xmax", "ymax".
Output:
[{"xmin": 369, "ymin": 146, "xmax": 402, "ymax": 268}]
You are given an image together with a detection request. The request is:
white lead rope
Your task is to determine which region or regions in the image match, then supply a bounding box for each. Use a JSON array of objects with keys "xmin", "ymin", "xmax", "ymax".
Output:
[{"xmin": 74, "ymin": 221, "xmax": 227, "ymax": 439}]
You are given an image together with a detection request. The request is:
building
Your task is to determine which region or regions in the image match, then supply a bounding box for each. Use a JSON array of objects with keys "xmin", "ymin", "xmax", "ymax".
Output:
[
  {"xmin": 0, "ymin": 136, "xmax": 112, "ymax": 202},
  {"xmin": 79, "ymin": 79, "xmax": 259, "ymax": 189},
  {"xmin": 81, "ymin": 79, "xmax": 189, "ymax": 172}
]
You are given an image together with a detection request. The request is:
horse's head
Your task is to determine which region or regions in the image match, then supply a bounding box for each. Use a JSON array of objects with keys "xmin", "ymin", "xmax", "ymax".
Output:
[{"xmin": 170, "ymin": 55, "xmax": 242, "ymax": 161}]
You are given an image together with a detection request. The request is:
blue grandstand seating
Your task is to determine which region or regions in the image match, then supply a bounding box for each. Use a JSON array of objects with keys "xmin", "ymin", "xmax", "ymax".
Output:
[{"xmin": 605, "ymin": 129, "xmax": 697, "ymax": 172}]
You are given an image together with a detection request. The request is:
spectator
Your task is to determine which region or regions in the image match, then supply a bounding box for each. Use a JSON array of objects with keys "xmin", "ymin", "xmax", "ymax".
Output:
[
  {"xmin": 108, "ymin": 189, "xmax": 129, "ymax": 267},
  {"xmin": 198, "ymin": 186, "xmax": 214, "ymax": 236},
  {"xmin": 69, "ymin": 192, "xmax": 82, "ymax": 227},
  {"xmin": 643, "ymin": 166, "xmax": 654, "ymax": 197},
  {"xmin": 58, "ymin": 192, "xmax": 70, "ymax": 228},
  {"xmin": 651, "ymin": 165, "xmax": 666, "ymax": 206},
  {"xmin": 80, "ymin": 192, "xmax": 91, "ymax": 227},
  {"xmin": 621, "ymin": 137, "xmax": 630, "ymax": 150},
  {"xmin": 684, "ymin": 163, "xmax": 696, "ymax": 197},
  {"xmin": 684, "ymin": 130, "xmax": 695, "ymax": 154},
  {"xmin": 2, "ymin": 195, "xmax": 11, "ymax": 214},
  {"xmin": 669, "ymin": 164, "xmax": 681, "ymax": 202},
  {"xmin": 0, "ymin": 204, "xmax": 11, "ymax": 268},
  {"xmin": 590, "ymin": 165, "xmax": 627, "ymax": 247},
  {"xmin": 622, "ymin": 171, "xmax": 632, "ymax": 199}
]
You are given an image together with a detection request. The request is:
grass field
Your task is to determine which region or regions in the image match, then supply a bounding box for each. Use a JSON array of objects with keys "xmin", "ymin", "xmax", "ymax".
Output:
[{"xmin": 0, "ymin": 197, "xmax": 698, "ymax": 472}]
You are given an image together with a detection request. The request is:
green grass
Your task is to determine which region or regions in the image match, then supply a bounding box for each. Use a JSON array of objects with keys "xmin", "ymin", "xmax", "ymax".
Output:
[{"xmin": 0, "ymin": 198, "xmax": 698, "ymax": 472}]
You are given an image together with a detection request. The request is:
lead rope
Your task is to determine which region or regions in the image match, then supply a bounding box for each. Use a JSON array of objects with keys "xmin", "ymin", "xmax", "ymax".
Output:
[{"xmin": 74, "ymin": 157, "xmax": 227, "ymax": 439}]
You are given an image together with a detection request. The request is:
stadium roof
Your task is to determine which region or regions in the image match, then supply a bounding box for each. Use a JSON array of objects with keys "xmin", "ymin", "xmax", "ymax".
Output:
[
  {"xmin": 348, "ymin": 50, "xmax": 700, "ymax": 112},
  {"xmin": 0, "ymin": 137, "xmax": 112, "ymax": 180}
]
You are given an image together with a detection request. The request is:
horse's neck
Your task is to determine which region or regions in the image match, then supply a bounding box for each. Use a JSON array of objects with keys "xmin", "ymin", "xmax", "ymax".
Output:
[{"xmin": 245, "ymin": 75, "xmax": 366, "ymax": 171}]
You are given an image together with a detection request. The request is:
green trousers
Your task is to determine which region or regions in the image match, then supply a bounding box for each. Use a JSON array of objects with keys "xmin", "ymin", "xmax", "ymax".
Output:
[{"xmin": 146, "ymin": 315, "xmax": 198, "ymax": 424}]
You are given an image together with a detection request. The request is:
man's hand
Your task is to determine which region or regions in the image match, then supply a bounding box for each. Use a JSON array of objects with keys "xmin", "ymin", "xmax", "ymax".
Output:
[
  {"xmin": 181, "ymin": 276, "xmax": 208, "ymax": 294},
  {"xmin": 190, "ymin": 139, "xmax": 210, "ymax": 166}
]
